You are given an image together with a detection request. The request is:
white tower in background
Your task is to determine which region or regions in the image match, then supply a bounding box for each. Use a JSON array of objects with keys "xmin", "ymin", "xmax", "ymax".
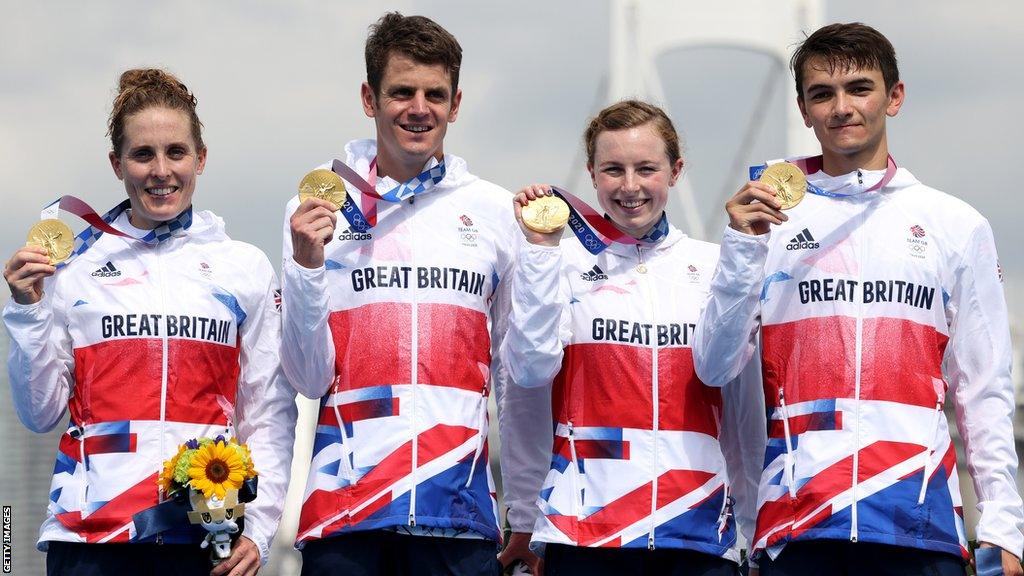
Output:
[{"xmin": 607, "ymin": 0, "xmax": 823, "ymax": 240}]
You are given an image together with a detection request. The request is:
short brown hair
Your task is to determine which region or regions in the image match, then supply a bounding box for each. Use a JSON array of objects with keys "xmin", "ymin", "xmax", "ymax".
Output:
[
  {"xmin": 365, "ymin": 12, "xmax": 462, "ymax": 97},
  {"xmin": 791, "ymin": 22, "xmax": 899, "ymax": 98},
  {"xmin": 107, "ymin": 68, "xmax": 204, "ymax": 156},
  {"xmin": 584, "ymin": 100, "xmax": 682, "ymax": 167}
]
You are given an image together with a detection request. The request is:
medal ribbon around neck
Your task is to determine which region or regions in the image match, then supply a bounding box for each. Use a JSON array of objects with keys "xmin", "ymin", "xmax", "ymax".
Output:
[
  {"xmin": 548, "ymin": 186, "xmax": 657, "ymax": 255},
  {"xmin": 749, "ymin": 154, "xmax": 897, "ymax": 198},
  {"xmin": 40, "ymin": 195, "xmax": 193, "ymax": 269},
  {"xmin": 330, "ymin": 157, "xmax": 446, "ymax": 233}
]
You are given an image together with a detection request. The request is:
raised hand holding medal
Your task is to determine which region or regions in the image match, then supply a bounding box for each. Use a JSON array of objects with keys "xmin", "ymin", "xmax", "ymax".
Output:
[
  {"xmin": 514, "ymin": 184, "xmax": 569, "ymax": 247},
  {"xmin": 5, "ymin": 196, "xmax": 121, "ymax": 305}
]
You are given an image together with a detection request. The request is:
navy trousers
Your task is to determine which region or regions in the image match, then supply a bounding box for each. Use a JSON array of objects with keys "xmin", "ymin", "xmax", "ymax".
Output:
[
  {"xmin": 544, "ymin": 543, "xmax": 741, "ymax": 576},
  {"xmin": 47, "ymin": 541, "xmax": 212, "ymax": 576},
  {"xmin": 759, "ymin": 540, "xmax": 967, "ymax": 576},
  {"xmin": 300, "ymin": 530, "xmax": 502, "ymax": 576}
]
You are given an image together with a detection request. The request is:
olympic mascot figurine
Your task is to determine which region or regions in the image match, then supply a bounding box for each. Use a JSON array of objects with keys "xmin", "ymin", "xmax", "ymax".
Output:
[{"xmin": 188, "ymin": 488, "xmax": 245, "ymax": 565}]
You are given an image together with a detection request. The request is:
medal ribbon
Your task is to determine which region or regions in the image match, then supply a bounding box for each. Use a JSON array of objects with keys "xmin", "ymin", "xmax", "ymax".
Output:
[
  {"xmin": 330, "ymin": 157, "xmax": 446, "ymax": 233},
  {"xmin": 548, "ymin": 186, "xmax": 651, "ymax": 255},
  {"xmin": 748, "ymin": 154, "xmax": 897, "ymax": 197},
  {"xmin": 41, "ymin": 195, "xmax": 193, "ymax": 268}
]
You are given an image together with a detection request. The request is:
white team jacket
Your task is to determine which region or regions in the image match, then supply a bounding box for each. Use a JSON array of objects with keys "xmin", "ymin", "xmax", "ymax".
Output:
[
  {"xmin": 501, "ymin": 225, "xmax": 764, "ymax": 560},
  {"xmin": 281, "ymin": 139, "xmax": 550, "ymax": 544},
  {"xmin": 694, "ymin": 166, "xmax": 1024, "ymax": 560},
  {"xmin": 3, "ymin": 208, "xmax": 297, "ymax": 564}
]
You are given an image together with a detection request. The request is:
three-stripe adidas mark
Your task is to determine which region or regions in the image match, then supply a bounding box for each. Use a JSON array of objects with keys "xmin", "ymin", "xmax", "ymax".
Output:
[
  {"xmin": 580, "ymin": 265, "xmax": 608, "ymax": 281},
  {"xmin": 785, "ymin": 228, "xmax": 819, "ymax": 251},
  {"xmin": 91, "ymin": 261, "xmax": 122, "ymax": 277}
]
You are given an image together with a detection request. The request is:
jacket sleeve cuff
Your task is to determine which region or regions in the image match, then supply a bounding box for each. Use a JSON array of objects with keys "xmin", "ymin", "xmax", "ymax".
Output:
[
  {"xmin": 3, "ymin": 297, "xmax": 47, "ymax": 321},
  {"xmin": 506, "ymin": 501, "xmax": 542, "ymax": 533},
  {"xmin": 241, "ymin": 525, "xmax": 271, "ymax": 566}
]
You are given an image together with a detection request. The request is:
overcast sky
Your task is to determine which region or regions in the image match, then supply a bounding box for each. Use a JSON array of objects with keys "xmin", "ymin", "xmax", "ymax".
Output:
[{"xmin": 2, "ymin": 0, "xmax": 1022, "ymax": 323}]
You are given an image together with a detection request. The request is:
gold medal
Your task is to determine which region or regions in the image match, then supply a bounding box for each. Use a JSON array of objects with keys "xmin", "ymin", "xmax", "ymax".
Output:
[
  {"xmin": 27, "ymin": 219, "xmax": 74, "ymax": 265},
  {"xmin": 298, "ymin": 169, "xmax": 347, "ymax": 210},
  {"xmin": 758, "ymin": 162, "xmax": 806, "ymax": 210},
  {"xmin": 521, "ymin": 195, "xmax": 570, "ymax": 234}
]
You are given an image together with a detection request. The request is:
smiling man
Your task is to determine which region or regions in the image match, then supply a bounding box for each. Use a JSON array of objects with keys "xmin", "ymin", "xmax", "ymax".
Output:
[
  {"xmin": 694, "ymin": 22, "xmax": 1023, "ymax": 576},
  {"xmin": 280, "ymin": 12, "xmax": 546, "ymax": 576}
]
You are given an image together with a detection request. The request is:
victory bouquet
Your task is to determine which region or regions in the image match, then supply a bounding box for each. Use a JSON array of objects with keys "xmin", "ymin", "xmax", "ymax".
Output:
[{"xmin": 159, "ymin": 436, "xmax": 258, "ymax": 565}]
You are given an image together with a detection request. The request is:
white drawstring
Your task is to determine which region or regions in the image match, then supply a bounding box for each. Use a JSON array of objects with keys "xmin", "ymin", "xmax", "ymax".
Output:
[
  {"xmin": 778, "ymin": 388, "xmax": 797, "ymax": 498},
  {"xmin": 917, "ymin": 394, "xmax": 944, "ymax": 505}
]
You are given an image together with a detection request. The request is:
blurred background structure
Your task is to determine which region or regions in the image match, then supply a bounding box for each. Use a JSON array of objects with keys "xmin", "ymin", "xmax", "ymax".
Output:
[{"xmin": 2, "ymin": 1, "xmax": 1023, "ymax": 574}]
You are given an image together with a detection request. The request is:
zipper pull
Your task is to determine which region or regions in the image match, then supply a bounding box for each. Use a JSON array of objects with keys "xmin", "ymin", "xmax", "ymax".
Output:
[
  {"xmin": 409, "ymin": 513, "xmax": 416, "ymax": 527},
  {"xmin": 648, "ymin": 534, "xmax": 655, "ymax": 550},
  {"xmin": 857, "ymin": 169, "xmax": 864, "ymax": 186}
]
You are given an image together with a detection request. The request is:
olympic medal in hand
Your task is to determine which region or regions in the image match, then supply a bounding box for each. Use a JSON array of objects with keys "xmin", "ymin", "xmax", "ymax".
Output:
[
  {"xmin": 27, "ymin": 219, "xmax": 74, "ymax": 265},
  {"xmin": 521, "ymin": 195, "xmax": 570, "ymax": 234},
  {"xmin": 758, "ymin": 162, "xmax": 806, "ymax": 210},
  {"xmin": 298, "ymin": 169, "xmax": 347, "ymax": 211}
]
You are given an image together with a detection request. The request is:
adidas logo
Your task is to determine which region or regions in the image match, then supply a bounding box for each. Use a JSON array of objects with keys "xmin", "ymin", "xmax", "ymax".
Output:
[
  {"xmin": 786, "ymin": 228, "xmax": 819, "ymax": 251},
  {"xmin": 580, "ymin": 265, "xmax": 608, "ymax": 281},
  {"xmin": 338, "ymin": 228, "xmax": 372, "ymax": 241},
  {"xmin": 91, "ymin": 261, "xmax": 122, "ymax": 278}
]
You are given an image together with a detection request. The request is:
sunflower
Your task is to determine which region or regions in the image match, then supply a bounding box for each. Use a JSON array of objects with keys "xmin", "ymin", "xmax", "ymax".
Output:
[
  {"xmin": 188, "ymin": 440, "xmax": 246, "ymax": 499},
  {"xmin": 158, "ymin": 444, "xmax": 187, "ymax": 493}
]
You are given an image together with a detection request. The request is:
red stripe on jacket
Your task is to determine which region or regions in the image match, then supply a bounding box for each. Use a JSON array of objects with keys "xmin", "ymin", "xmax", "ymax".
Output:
[
  {"xmin": 553, "ymin": 343, "xmax": 721, "ymax": 435},
  {"xmin": 762, "ymin": 316, "xmax": 947, "ymax": 409},
  {"xmin": 72, "ymin": 338, "xmax": 240, "ymax": 424},
  {"xmin": 329, "ymin": 302, "xmax": 490, "ymax": 393}
]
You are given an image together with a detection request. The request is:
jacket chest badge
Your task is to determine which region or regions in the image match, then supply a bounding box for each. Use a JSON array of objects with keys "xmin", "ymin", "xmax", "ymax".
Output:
[
  {"xmin": 457, "ymin": 214, "xmax": 479, "ymax": 248},
  {"xmin": 906, "ymin": 224, "xmax": 928, "ymax": 259},
  {"xmin": 687, "ymin": 264, "xmax": 701, "ymax": 283},
  {"xmin": 199, "ymin": 261, "xmax": 213, "ymax": 279}
]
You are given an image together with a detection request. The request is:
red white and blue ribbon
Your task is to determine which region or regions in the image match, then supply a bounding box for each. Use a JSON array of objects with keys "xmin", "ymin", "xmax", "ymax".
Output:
[
  {"xmin": 329, "ymin": 157, "xmax": 446, "ymax": 233},
  {"xmin": 748, "ymin": 154, "xmax": 897, "ymax": 198},
  {"xmin": 40, "ymin": 195, "xmax": 193, "ymax": 269},
  {"xmin": 549, "ymin": 186, "xmax": 668, "ymax": 255}
]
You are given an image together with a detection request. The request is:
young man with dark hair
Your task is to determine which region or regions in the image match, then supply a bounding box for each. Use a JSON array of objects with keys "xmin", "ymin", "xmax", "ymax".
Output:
[
  {"xmin": 281, "ymin": 12, "xmax": 546, "ymax": 575},
  {"xmin": 695, "ymin": 22, "xmax": 1023, "ymax": 576}
]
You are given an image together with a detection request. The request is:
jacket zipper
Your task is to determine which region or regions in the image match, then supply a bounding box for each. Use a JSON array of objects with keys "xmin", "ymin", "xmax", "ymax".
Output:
[
  {"xmin": 408, "ymin": 196, "xmax": 420, "ymax": 527},
  {"xmin": 156, "ymin": 242, "xmax": 170, "ymax": 544},
  {"xmin": 778, "ymin": 388, "xmax": 797, "ymax": 498},
  {"xmin": 850, "ymin": 206, "xmax": 866, "ymax": 543},
  {"xmin": 916, "ymin": 391, "xmax": 944, "ymax": 504},
  {"xmin": 638, "ymin": 245, "xmax": 659, "ymax": 550}
]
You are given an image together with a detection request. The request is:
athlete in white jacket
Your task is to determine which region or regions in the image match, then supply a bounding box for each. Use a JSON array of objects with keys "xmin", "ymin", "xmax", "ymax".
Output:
[
  {"xmin": 502, "ymin": 100, "xmax": 764, "ymax": 576},
  {"xmin": 3, "ymin": 69, "xmax": 295, "ymax": 576},
  {"xmin": 282, "ymin": 13, "xmax": 548, "ymax": 576},
  {"xmin": 693, "ymin": 23, "xmax": 1023, "ymax": 576}
]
